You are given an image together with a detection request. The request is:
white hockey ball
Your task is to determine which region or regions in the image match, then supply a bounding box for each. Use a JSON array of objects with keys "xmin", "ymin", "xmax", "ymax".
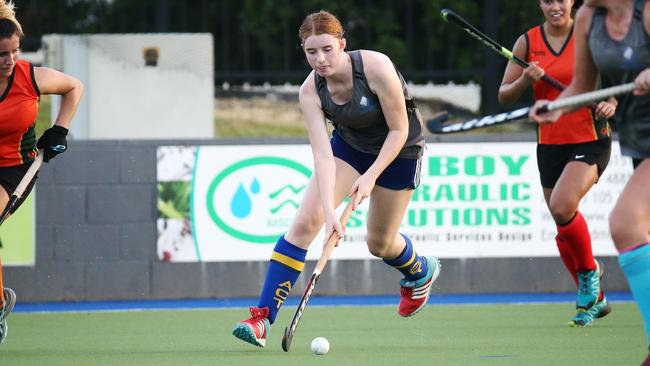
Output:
[{"xmin": 311, "ymin": 337, "xmax": 330, "ymax": 355}]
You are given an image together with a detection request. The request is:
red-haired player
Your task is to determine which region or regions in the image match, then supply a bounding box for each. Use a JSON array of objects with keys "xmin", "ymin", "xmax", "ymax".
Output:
[{"xmin": 232, "ymin": 10, "xmax": 441, "ymax": 348}]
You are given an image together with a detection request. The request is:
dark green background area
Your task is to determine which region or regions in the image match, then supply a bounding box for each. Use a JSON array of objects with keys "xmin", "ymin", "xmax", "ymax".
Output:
[{"xmin": 14, "ymin": 0, "xmax": 579, "ymax": 112}]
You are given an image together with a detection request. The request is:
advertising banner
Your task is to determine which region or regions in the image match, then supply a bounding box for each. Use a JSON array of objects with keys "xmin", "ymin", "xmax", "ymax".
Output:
[{"xmin": 157, "ymin": 142, "xmax": 632, "ymax": 262}]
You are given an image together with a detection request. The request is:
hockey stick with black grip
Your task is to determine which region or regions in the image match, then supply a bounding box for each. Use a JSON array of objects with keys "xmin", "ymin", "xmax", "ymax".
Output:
[
  {"xmin": 441, "ymin": 8, "xmax": 566, "ymax": 92},
  {"xmin": 428, "ymin": 82, "xmax": 635, "ymax": 134},
  {"xmin": 281, "ymin": 193, "xmax": 357, "ymax": 352}
]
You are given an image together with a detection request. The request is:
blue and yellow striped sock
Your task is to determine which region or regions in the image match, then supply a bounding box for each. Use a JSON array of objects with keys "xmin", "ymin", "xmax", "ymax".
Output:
[
  {"xmin": 383, "ymin": 234, "xmax": 429, "ymax": 282},
  {"xmin": 619, "ymin": 243, "xmax": 650, "ymax": 347},
  {"xmin": 258, "ymin": 236, "xmax": 307, "ymax": 324}
]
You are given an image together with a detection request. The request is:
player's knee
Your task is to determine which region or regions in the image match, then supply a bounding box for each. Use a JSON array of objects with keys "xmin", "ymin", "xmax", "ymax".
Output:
[
  {"xmin": 609, "ymin": 208, "xmax": 632, "ymax": 248},
  {"xmin": 366, "ymin": 233, "xmax": 393, "ymax": 258},
  {"xmin": 548, "ymin": 200, "xmax": 578, "ymax": 224},
  {"xmin": 291, "ymin": 211, "xmax": 324, "ymax": 237}
]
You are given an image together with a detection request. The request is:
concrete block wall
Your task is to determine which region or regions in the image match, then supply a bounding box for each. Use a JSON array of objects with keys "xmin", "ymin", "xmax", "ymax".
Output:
[
  {"xmin": 7, "ymin": 141, "xmax": 158, "ymax": 301},
  {"xmin": 4, "ymin": 139, "xmax": 630, "ymax": 303}
]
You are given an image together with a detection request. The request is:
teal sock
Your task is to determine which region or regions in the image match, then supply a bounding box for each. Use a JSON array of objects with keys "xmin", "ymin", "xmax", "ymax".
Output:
[
  {"xmin": 383, "ymin": 233, "xmax": 429, "ymax": 281},
  {"xmin": 619, "ymin": 243, "xmax": 650, "ymax": 348},
  {"xmin": 258, "ymin": 236, "xmax": 306, "ymax": 324}
]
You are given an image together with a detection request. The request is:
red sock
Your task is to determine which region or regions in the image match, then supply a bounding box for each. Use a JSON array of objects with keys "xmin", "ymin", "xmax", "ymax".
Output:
[
  {"xmin": 557, "ymin": 211, "xmax": 596, "ymax": 272},
  {"xmin": 555, "ymin": 235, "xmax": 578, "ymax": 286}
]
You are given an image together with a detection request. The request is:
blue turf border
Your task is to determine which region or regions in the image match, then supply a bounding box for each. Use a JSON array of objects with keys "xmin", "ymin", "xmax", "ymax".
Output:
[{"xmin": 13, "ymin": 291, "xmax": 633, "ymax": 313}]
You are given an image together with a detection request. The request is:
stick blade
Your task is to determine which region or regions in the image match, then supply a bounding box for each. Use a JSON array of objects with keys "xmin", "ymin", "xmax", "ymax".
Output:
[
  {"xmin": 425, "ymin": 111, "xmax": 451, "ymax": 134},
  {"xmin": 0, "ymin": 196, "xmax": 18, "ymax": 226},
  {"xmin": 440, "ymin": 8, "xmax": 452, "ymax": 21},
  {"xmin": 281, "ymin": 326, "xmax": 292, "ymax": 352}
]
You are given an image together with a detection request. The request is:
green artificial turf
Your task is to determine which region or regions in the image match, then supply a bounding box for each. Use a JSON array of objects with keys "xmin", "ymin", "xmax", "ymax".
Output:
[{"xmin": 0, "ymin": 302, "xmax": 645, "ymax": 366}]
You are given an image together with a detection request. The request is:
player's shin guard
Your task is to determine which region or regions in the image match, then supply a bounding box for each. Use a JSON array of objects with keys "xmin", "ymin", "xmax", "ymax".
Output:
[
  {"xmin": 619, "ymin": 243, "xmax": 650, "ymax": 346},
  {"xmin": 557, "ymin": 211, "xmax": 596, "ymax": 272},
  {"xmin": 556, "ymin": 235, "xmax": 578, "ymax": 286},
  {"xmin": 383, "ymin": 233, "xmax": 429, "ymax": 281},
  {"xmin": 257, "ymin": 236, "xmax": 307, "ymax": 324}
]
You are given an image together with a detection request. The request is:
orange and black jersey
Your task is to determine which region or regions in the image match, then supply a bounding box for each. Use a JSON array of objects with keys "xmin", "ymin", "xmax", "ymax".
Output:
[
  {"xmin": 0, "ymin": 59, "xmax": 39, "ymax": 167},
  {"xmin": 525, "ymin": 25, "xmax": 610, "ymax": 144}
]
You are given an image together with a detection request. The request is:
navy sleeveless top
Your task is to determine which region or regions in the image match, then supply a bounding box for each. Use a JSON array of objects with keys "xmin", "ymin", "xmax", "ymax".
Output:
[
  {"xmin": 588, "ymin": 0, "xmax": 650, "ymax": 158},
  {"xmin": 314, "ymin": 50, "xmax": 424, "ymax": 159}
]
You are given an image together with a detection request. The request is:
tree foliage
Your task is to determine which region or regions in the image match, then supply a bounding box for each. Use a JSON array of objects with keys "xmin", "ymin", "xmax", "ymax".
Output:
[{"xmin": 14, "ymin": 0, "xmax": 558, "ymax": 86}]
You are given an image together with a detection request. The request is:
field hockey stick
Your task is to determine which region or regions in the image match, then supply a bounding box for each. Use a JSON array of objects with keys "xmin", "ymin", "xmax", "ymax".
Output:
[
  {"xmin": 428, "ymin": 82, "xmax": 636, "ymax": 134},
  {"xmin": 0, "ymin": 152, "xmax": 43, "ymax": 226},
  {"xmin": 281, "ymin": 194, "xmax": 357, "ymax": 352},
  {"xmin": 0, "ymin": 152, "xmax": 43, "ymax": 248},
  {"xmin": 441, "ymin": 8, "xmax": 566, "ymax": 91}
]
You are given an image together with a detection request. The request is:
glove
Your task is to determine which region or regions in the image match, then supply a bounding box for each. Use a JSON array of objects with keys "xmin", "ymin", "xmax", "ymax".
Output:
[{"xmin": 37, "ymin": 125, "xmax": 68, "ymax": 162}]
